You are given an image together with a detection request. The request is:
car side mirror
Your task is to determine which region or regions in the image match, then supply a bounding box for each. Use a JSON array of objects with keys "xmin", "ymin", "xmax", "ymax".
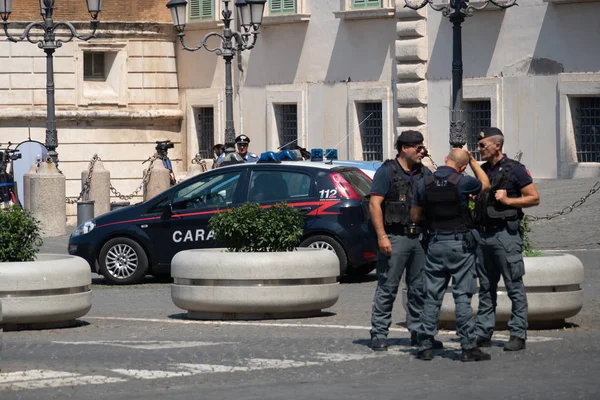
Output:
[{"xmin": 161, "ymin": 201, "xmax": 173, "ymax": 220}]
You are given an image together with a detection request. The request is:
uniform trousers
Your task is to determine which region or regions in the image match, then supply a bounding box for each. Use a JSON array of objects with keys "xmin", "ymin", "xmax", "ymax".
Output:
[
  {"xmin": 370, "ymin": 233, "xmax": 425, "ymax": 339},
  {"xmin": 418, "ymin": 233, "xmax": 478, "ymax": 351},
  {"xmin": 475, "ymin": 225, "xmax": 528, "ymax": 340}
]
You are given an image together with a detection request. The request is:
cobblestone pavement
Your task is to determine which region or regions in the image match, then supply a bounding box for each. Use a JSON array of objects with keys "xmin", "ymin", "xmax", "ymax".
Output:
[{"xmin": 1, "ymin": 177, "xmax": 598, "ymax": 399}]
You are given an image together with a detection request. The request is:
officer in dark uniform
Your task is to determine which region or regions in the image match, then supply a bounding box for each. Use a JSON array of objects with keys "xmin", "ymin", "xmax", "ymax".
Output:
[
  {"xmin": 368, "ymin": 130, "xmax": 433, "ymax": 351},
  {"xmin": 214, "ymin": 135, "xmax": 259, "ymax": 167},
  {"xmin": 473, "ymin": 127, "xmax": 540, "ymax": 352},
  {"xmin": 411, "ymin": 148, "xmax": 491, "ymax": 361}
]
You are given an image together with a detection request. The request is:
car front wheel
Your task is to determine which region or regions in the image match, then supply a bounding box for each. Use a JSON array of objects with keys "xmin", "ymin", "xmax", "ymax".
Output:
[
  {"xmin": 98, "ymin": 237, "xmax": 149, "ymax": 285},
  {"xmin": 300, "ymin": 235, "xmax": 348, "ymax": 276}
]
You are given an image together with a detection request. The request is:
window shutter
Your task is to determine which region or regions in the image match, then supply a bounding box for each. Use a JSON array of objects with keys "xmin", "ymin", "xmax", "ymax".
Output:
[
  {"xmin": 270, "ymin": 0, "xmax": 296, "ymax": 14},
  {"xmin": 190, "ymin": 0, "xmax": 214, "ymax": 20},
  {"xmin": 352, "ymin": 0, "xmax": 382, "ymax": 8}
]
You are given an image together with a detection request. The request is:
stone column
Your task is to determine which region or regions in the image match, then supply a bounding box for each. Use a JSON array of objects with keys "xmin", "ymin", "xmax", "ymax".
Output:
[
  {"xmin": 82, "ymin": 158, "xmax": 111, "ymax": 217},
  {"xmin": 29, "ymin": 160, "xmax": 66, "ymax": 237},
  {"xmin": 144, "ymin": 160, "xmax": 170, "ymax": 201},
  {"xmin": 395, "ymin": 4, "xmax": 429, "ymax": 141}
]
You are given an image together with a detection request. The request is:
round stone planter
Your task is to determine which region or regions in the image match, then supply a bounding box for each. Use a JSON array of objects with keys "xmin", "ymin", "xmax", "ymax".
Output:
[
  {"xmin": 0, "ymin": 254, "xmax": 92, "ymax": 329},
  {"xmin": 171, "ymin": 248, "xmax": 340, "ymax": 320},
  {"xmin": 403, "ymin": 253, "xmax": 584, "ymax": 329}
]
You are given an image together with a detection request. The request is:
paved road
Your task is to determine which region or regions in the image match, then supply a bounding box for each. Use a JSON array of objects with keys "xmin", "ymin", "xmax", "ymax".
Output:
[{"xmin": 1, "ymin": 177, "xmax": 599, "ymax": 399}]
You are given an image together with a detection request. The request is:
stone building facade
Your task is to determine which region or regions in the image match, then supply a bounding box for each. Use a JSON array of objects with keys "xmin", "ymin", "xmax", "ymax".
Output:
[{"xmin": 395, "ymin": 0, "xmax": 600, "ymax": 178}]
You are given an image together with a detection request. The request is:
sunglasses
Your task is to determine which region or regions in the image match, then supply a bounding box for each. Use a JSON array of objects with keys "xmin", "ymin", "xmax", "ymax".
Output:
[
  {"xmin": 409, "ymin": 145, "xmax": 427, "ymax": 153},
  {"xmin": 236, "ymin": 143, "xmax": 248, "ymax": 147},
  {"xmin": 477, "ymin": 142, "xmax": 494, "ymax": 149}
]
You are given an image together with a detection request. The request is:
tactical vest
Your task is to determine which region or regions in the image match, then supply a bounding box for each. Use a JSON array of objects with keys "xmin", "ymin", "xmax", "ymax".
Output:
[
  {"xmin": 423, "ymin": 172, "xmax": 471, "ymax": 232},
  {"xmin": 382, "ymin": 159, "xmax": 424, "ymax": 226},
  {"xmin": 473, "ymin": 158, "xmax": 522, "ymax": 225}
]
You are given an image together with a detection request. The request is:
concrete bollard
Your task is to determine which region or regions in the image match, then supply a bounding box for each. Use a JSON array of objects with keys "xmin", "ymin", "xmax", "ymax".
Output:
[
  {"xmin": 23, "ymin": 160, "xmax": 40, "ymax": 211},
  {"xmin": 144, "ymin": 160, "xmax": 170, "ymax": 201},
  {"xmin": 183, "ymin": 159, "xmax": 208, "ymax": 181},
  {"xmin": 81, "ymin": 158, "xmax": 110, "ymax": 217},
  {"xmin": 77, "ymin": 200, "xmax": 95, "ymax": 226},
  {"xmin": 29, "ymin": 160, "xmax": 66, "ymax": 237}
]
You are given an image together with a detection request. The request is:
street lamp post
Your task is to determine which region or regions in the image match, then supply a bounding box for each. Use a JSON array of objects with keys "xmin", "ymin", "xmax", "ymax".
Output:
[
  {"xmin": 403, "ymin": 0, "xmax": 516, "ymax": 147},
  {"xmin": 0, "ymin": 0, "xmax": 103, "ymax": 166},
  {"xmin": 167, "ymin": 0, "xmax": 266, "ymax": 145}
]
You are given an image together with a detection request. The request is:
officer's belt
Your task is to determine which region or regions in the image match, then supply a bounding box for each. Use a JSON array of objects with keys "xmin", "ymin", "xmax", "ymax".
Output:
[
  {"xmin": 477, "ymin": 223, "xmax": 507, "ymax": 233},
  {"xmin": 386, "ymin": 224, "xmax": 422, "ymax": 236}
]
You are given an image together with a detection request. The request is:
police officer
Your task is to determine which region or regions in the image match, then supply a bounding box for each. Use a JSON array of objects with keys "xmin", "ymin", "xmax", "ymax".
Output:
[
  {"xmin": 214, "ymin": 135, "xmax": 259, "ymax": 168},
  {"xmin": 473, "ymin": 127, "xmax": 540, "ymax": 352},
  {"xmin": 368, "ymin": 130, "xmax": 434, "ymax": 351},
  {"xmin": 411, "ymin": 148, "xmax": 491, "ymax": 361}
]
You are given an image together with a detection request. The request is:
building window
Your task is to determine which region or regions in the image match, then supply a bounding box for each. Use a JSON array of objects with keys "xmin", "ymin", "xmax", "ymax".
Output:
[
  {"xmin": 466, "ymin": 100, "xmax": 491, "ymax": 161},
  {"xmin": 270, "ymin": 0, "xmax": 296, "ymax": 15},
  {"xmin": 352, "ymin": 0, "xmax": 382, "ymax": 8},
  {"xmin": 574, "ymin": 97, "xmax": 600, "ymax": 163},
  {"xmin": 83, "ymin": 52, "xmax": 105, "ymax": 81},
  {"xmin": 189, "ymin": 0, "xmax": 214, "ymax": 21},
  {"xmin": 195, "ymin": 107, "xmax": 215, "ymax": 159},
  {"xmin": 357, "ymin": 102, "xmax": 383, "ymax": 161},
  {"xmin": 274, "ymin": 104, "xmax": 298, "ymax": 149}
]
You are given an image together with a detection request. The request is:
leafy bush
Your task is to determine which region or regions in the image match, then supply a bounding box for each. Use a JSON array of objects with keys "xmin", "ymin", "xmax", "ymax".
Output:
[
  {"xmin": 209, "ymin": 202, "xmax": 304, "ymax": 252},
  {"xmin": 521, "ymin": 216, "xmax": 543, "ymax": 257},
  {"xmin": 0, "ymin": 206, "xmax": 43, "ymax": 262}
]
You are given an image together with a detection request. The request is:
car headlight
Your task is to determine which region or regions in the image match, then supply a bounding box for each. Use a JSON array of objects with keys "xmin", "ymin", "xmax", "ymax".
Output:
[{"xmin": 72, "ymin": 220, "xmax": 96, "ymax": 237}]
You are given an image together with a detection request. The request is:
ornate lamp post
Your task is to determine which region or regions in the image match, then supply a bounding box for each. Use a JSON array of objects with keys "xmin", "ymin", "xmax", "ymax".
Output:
[
  {"xmin": 0, "ymin": 0, "xmax": 102, "ymax": 166},
  {"xmin": 167, "ymin": 0, "xmax": 266, "ymax": 144},
  {"xmin": 403, "ymin": 0, "xmax": 516, "ymax": 147}
]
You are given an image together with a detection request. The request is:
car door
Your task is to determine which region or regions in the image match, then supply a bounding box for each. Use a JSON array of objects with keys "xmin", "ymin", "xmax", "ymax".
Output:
[
  {"xmin": 246, "ymin": 167, "xmax": 320, "ymax": 219},
  {"xmin": 149, "ymin": 168, "xmax": 249, "ymax": 266}
]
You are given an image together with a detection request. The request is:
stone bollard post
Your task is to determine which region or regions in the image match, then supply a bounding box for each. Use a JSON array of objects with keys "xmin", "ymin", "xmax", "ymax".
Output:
[
  {"xmin": 144, "ymin": 160, "xmax": 170, "ymax": 201},
  {"xmin": 183, "ymin": 159, "xmax": 209, "ymax": 181},
  {"xmin": 23, "ymin": 158, "xmax": 40, "ymax": 211},
  {"xmin": 81, "ymin": 158, "xmax": 110, "ymax": 217},
  {"xmin": 29, "ymin": 160, "xmax": 66, "ymax": 237}
]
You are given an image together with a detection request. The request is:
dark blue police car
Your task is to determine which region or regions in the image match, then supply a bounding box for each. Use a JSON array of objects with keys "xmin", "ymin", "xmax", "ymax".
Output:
[{"xmin": 68, "ymin": 152, "xmax": 377, "ymax": 284}]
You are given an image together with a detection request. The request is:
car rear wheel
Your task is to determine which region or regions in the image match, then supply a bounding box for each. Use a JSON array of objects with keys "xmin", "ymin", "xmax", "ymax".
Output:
[
  {"xmin": 98, "ymin": 237, "xmax": 148, "ymax": 285},
  {"xmin": 300, "ymin": 235, "xmax": 348, "ymax": 276}
]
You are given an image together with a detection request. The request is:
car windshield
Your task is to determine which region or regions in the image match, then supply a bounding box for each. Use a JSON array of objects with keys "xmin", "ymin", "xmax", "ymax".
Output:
[{"xmin": 338, "ymin": 169, "xmax": 372, "ymax": 197}]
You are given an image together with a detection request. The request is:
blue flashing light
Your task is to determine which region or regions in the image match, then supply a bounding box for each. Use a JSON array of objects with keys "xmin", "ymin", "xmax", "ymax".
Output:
[
  {"xmin": 257, "ymin": 151, "xmax": 281, "ymax": 163},
  {"xmin": 310, "ymin": 148, "xmax": 323, "ymax": 162},
  {"xmin": 276, "ymin": 150, "xmax": 298, "ymax": 161},
  {"xmin": 325, "ymin": 149, "xmax": 338, "ymax": 160}
]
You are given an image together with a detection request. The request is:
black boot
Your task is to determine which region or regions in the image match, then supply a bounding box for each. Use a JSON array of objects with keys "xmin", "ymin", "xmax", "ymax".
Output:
[
  {"xmin": 370, "ymin": 337, "xmax": 388, "ymax": 352},
  {"xmin": 460, "ymin": 347, "xmax": 491, "ymax": 362},
  {"xmin": 503, "ymin": 336, "xmax": 526, "ymax": 351},
  {"xmin": 476, "ymin": 336, "xmax": 492, "ymax": 348},
  {"xmin": 411, "ymin": 332, "xmax": 443, "ymax": 349},
  {"xmin": 416, "ymin": 348, "xmax": 434, "ymax": 361}
]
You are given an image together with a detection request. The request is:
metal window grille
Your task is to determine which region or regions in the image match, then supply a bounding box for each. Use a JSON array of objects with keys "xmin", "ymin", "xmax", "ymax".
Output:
[
  {"xmin": 466, "ymin": 101, "xmax": 491, "ymax": 161},
  {"xmin": 270, "ymin": 0, "xmax": 296, "ymax": 15},
  {"xmin": 352, "ymin": 0, "xmax": 382, "ymax": 9},
  {"xmin": 83, "ymin": 52, "xmax": 105, "ymax": 81},
  {"xmin": 189, "ymin": 0, "xmax": 214, "ymax": 20},
  {"xmin": 358, "ymin": 102, "xmax": 383, "ymax": 161},
  {"xmin": 195, "ymin": 107, "xmax": 215, "ymax": 159},
  {"xmin": 275, "ymin": 104, "xmax": 298, "ymax": 149},
  {"xmin": 575, "ymin": 97, "xmax": 600, "ymax": 163}
]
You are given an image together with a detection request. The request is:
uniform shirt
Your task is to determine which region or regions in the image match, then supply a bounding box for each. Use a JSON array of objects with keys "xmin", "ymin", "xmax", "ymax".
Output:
[
  {"xmin": 483, "ymin": 154, "xmax": 533, "ymax": 197},
  {"xmin": 413, "ymin": 166, "xmax": 482, "ymax": 208},
  {"xmin": 370, "ymin": 157, "xmax": 432, "ymax": 198},
  {"xmin": 214, "ymin": 152, "xmax": 259, "ymax": 168}
]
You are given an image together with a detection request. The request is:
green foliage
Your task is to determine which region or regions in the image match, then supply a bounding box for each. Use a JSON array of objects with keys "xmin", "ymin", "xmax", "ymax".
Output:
[
  {"xmin": 521, "ymin": 216, "xmax": 543, "ymax": 257},
  {"xmin": 209, "ymin": 202, "xmax": 304, "ymax": 252},
  {"xmin": 0, "ymin": 206, "xmax": 43, "ymax": 262}
]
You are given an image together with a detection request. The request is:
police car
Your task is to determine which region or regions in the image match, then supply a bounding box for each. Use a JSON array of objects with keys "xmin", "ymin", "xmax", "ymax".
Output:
[{"xmin": 68, "ymin": 150, "xmax": 377, "ymax": 285}]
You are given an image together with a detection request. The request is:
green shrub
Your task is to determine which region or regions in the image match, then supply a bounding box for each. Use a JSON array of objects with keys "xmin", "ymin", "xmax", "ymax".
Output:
[
  {"xmin": 0, "ymin": 206, "xmax": 43, "ymax": 262},
  {"xmin": 521, "ymin": 216, "xmax": 543, "ymax": 257},
  {"xmin": 209, "ymin": 202, "xmax": 304, "ymax": 252}
]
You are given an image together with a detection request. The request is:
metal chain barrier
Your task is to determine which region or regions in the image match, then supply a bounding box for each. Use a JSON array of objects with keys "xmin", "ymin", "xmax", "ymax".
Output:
[
  {"xmin": 526, "ymin": 180, "xmax": 600, "ymax": 221},
  {"xmin": 66, "ymin": 154, "xmax": 98, "ymax": 204},
  {"xmin": 65, "ymin": 153, "xmax": 159, "ymax": 203},
  {"xmin": 109, "ymin": 155, "xmax": 158, "ymax": 201}
]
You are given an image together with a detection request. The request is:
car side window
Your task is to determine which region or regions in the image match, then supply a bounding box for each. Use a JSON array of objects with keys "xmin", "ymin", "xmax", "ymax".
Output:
[
  {"xmin": 172, "ymin": 171, "xmax": 242, "ymax": 211},
  {"xmin": 248, "ymin": 171, "xmax": 311, "ymax": 203}
]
